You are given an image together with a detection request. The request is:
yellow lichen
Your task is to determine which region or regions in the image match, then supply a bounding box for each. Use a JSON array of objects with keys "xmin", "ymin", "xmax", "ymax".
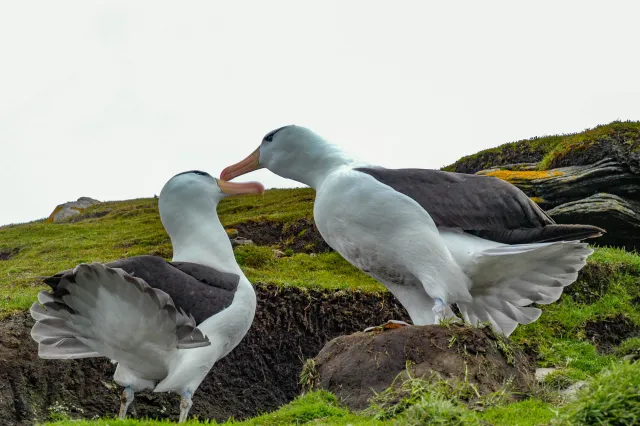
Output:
[
  {"xmin": 45, "ymin": 205, "xmax": 63, "ymax": 223},
  {"xmin": 529, "ymin": 197, "xmax": 546, "ymax": 204},
  {"xmin": 481, "ymin": 169, "xmax": 563, "ymax": 182}
]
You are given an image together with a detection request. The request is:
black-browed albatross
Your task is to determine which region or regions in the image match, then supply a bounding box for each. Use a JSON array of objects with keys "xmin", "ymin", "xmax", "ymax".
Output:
[
  {"xmin": 30, "ymin": 170, "xmax": 264, "ymax": 423},
  {"xmin": 220, "ymin": 125, "xmax": 604, "ymax": 337}
]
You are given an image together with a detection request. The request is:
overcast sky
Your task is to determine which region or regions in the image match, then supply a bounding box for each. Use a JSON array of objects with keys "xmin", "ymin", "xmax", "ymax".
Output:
[{"xmin": 1, "ymin": 1, "xmax": 639, "ymax": 226}]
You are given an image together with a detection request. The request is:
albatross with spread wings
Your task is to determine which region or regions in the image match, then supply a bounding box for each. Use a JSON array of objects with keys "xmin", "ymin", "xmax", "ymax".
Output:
[
  {"xmin": 30, "ymin": 171, "xmax": 263, "ymax": 422},
  {"xmin": 220, "ymin": 125, "xmax": 604, "ymax": 336}
]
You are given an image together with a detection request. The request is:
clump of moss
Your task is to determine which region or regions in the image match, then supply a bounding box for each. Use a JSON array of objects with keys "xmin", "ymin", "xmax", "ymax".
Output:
[
  {"xmin": 399, "ymin": 393, "xmax": 481, "ymax": 426},
  {"xmin": 543, "ymin": 370, "xmax": 574, "ymax": 390},
  {"xmin": 614, "ymin": 337, "xmax": 640, "ymax": 358},
  {"xmin": 233, "ymin": 245, "xmax": 275, "ymax": 269}
]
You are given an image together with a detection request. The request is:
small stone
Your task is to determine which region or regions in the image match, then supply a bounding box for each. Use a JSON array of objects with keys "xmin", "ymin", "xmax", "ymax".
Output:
[
  {"xmin": 535, "ymin": 367, "xmax": 557, "ymax": 381},
  {"xmin": 226, "ymin": 229, "xmax": 239, "ymax": 239},
  {"xmin": 231, "ymin": 237, "xmax": 254, "ymax": 248},
  {"xmin": 622, "ymin": 354, "xmax": 639, "ymax": 362}
]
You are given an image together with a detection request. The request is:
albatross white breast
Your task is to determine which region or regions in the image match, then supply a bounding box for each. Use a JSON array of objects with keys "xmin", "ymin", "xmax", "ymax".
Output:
[
  {"xmin": 30, "ymin": 170, "xmax": 264, "ymax": 423},
  {"xmin": 220, "ymin": 125, "xmax": 605, "ymax": 337}
]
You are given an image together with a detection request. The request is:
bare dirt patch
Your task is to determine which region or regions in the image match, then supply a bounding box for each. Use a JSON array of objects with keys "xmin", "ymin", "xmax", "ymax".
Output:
[
  {"xmin": 232, "ymin": 219, "xmax": 332, "ymax": 254},
  {"xmin": 0, "ymin": 248, "xmax": 19, "ymax": 261},
  {"xmin": 584, "ymin": 314, "xmax": 640, "ymax": 353}
]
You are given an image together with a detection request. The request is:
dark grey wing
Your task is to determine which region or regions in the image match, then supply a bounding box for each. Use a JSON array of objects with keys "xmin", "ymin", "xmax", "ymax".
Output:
[
  {"xmin": 44, "ymin": 255, "xmax": 239, "ymax": 324},
  {"xmin": 355, "ymin": 167, "xmax": 604, "ymax": 244},
  {"xmin": 169, "ymin": 261, "xmax": 239, "ymax": 291}
]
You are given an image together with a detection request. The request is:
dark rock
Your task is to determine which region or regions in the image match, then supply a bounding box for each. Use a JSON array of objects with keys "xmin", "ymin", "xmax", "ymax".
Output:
[
  {"xmin": 0, "ymin": 285, "xmax": 408, "ymax": 426},
  {"xmin": 547, "ymin": 193, "xmax": 640, "ymax": 251},
  {"xmin": 312, "ymin": 325, "xmax": 534, "ymax": 411},
  {"xmin": 475, "ymin": 159, "xmax": 640, "ymax": 251}
]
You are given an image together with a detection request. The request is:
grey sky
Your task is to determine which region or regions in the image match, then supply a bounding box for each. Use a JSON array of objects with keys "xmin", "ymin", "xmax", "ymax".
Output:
[{"xmin": 1, "ymin": 0, "xmax": 639, "ymax": 226}]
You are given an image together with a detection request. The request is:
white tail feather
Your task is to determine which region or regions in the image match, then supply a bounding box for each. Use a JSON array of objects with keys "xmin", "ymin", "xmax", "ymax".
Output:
[{"xmin": 457, "ymin": 241, "xmax": 592, "ymax": 336}]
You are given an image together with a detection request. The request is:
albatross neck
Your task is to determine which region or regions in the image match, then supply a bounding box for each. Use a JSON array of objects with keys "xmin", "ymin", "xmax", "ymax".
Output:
[
  {"xmin": 169, "ymin": 212, "xmax": 240, "ymax": 275},
  {"xmin": 279, "ymin": 142, "xmax": 354, "ymax": 189}
]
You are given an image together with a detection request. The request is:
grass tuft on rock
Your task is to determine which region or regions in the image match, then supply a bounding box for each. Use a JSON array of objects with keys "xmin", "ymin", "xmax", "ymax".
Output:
[{"xmin": 442, "ymin": 120, "xmax": 640, "ymax": 173}]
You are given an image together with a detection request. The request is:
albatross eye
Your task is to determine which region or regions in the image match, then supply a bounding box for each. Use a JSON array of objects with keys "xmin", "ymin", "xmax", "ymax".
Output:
[
  {"xmin": 192, "ymin": 170, "xmax": 210, "ymax": 177},
  {"xmin": 263, "ymin": 125, "xmax": 291, "ymax": 143}
]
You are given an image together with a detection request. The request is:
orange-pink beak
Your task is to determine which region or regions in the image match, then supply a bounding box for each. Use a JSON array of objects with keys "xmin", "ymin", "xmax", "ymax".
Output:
[
  {"xmin": 216, "ymin": 178, "xmax": 265, "ymax": 195},
  {"xmin": 220, "ymin": 148, "xmax": 262, "ymax": 181}
]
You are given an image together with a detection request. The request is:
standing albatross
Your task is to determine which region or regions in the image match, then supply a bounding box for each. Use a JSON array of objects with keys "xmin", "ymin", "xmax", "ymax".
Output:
[
  {"xmin": 30, "ymin": 170, "xmax": 263, "ymax": 422},
  {"xmin": 220, "ymin": 125, "xmax": 604, "ymax": 337}
]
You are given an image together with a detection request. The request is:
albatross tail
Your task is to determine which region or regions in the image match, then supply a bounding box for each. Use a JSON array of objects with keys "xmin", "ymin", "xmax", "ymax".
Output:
[
  {"xmin": 30, "ymin": 263, "xmax": 211, "ymax": 361},
  {"xmin": 456, "ymin": 241, "xmax": 592, "ymax": 337}
]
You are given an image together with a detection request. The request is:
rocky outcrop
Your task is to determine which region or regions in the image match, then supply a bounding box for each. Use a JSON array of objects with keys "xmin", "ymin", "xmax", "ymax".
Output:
[
  {"xmin": 441, "ymin": 121, "xmax": 640, "ymax": 251},
  {"xmin": 311, "ymin": 325, "xmax": 534, "ymax": 411},
  {"xmin": 46, "ymin": 197, "xmax": 102, "ymax": 223},
  {"xmin": 475, "ymin": 158, "xmax": 640, "ymax": 251}
]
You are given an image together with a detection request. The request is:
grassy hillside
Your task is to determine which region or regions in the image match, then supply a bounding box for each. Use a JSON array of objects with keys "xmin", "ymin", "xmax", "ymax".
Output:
[
  {"xmin": 442, "ymin": 120, "xmax": 640, "ymax": 173},
  {"xmin": 0, "ymin": 188, "xmax": 384, "ymax": 316},
  {"xmin": 2, "ymin": 187, "xmax": 639, "ymax": 425}
]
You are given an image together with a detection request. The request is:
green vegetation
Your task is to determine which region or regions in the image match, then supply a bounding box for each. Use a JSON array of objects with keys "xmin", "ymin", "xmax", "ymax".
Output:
[
  {"xmin": 442, "ymin": 120, "xmax": 640, "ymax": 173},
  {"xmin": 2, "ymin": 158, "xmax": 639, "ymax": 424},
  {"xmin": 44, "ymin": 363, "xmax": 639, "ymax": 425},
  {"xmin": 562, "ymin": 361, "xmax": 640, "ymax": 426},
  {"xmin": 0, "ymin": 189, "xmax": 382, "ymax": 317}
]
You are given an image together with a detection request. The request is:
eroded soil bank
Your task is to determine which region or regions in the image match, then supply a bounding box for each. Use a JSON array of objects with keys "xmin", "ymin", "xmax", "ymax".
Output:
[{"xmin": 0, "ymin": 285, "xmax": 407, "ymax": 425}]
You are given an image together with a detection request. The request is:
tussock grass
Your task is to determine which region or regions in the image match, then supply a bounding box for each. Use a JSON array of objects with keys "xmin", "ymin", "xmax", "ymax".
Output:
[{"xmin": 561, "ymin": 361, "xmax": 640, "ymax": 426}]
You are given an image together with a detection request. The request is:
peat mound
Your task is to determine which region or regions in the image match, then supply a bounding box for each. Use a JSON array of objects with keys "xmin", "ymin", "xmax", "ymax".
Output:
[
  {"xmin": 0, "ymin": 285, "xmax": 407, "ymax": 425},
  {"xmin": 312, "ymin": 325, "xmax": 534, "ymax": 411}
]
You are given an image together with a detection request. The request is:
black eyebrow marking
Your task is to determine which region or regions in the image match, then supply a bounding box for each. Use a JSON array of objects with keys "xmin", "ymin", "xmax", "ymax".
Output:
[
  {"xmin": 263, "ymin": 125, "xmax": 292, "ymax": 142},
  {"xmin": 173, "ymin": 170, "xmax": 212, "ymax": 178}
]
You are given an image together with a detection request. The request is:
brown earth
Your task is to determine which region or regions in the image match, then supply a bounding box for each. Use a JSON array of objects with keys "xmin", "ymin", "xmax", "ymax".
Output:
[
  {"xmin": 232, "ymin": 219, "xmax": 332, "ymax": 254},
  {"xmin": 0, "ymin": 284, "xmax": 408, "ymax": 426},
  {"xmin": 0, "ymin": 248, "xmax": 19, "ymax": 261},
  {"xmin": 312, "ymin": 325, "xmax": 534, "ymax": 411},
  {"xmin": 584, "ymin": 313, "xmax": 640, "ymax": 353}
]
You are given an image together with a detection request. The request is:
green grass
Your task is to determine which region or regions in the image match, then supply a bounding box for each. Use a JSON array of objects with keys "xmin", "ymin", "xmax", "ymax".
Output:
[
  {"xmin": 41, "ymin": 392, "xmax": 391, "ymax": 426},
  {"xmin": 42, "ymin": 362, "xmax": 640, "ymax": 425},
  {"xmin": 0, "ymin": 188, "xmax": 382, "ymax": 317},
  {"xmin": 3, "ymin": 175, "xmax": 640, "ymax": 425},
  {"xmin": 442, "ymin": 120, "xmax": 640, "ymax": 173}
]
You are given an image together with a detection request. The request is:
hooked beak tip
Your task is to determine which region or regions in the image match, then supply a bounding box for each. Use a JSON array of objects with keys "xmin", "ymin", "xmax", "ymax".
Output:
[{"xmin": 220, "ymin": 148, "xmax": 261, "ymax": 181}]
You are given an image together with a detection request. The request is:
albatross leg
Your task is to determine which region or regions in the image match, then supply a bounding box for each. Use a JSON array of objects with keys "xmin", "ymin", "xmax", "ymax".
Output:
[
  {"xmin": 119, "ymin": 386, "xmax": 134, "ymax": 419},
  {"xmin": 432, "ymin": 298, "xmax": 462, "ymax": 324},
  {"xmin": 178, "ymin": 390, "xmax": 193, "ymax": 423}
]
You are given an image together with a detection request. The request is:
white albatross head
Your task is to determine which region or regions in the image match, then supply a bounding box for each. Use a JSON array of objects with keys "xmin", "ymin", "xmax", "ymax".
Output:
[
  {"xmin": 220, "ymin": 126, "xmax": 352, "ymax": 188},
  {"xmin": 158, "ymin": 170, "xmax": 264, "ymax": 268}
]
